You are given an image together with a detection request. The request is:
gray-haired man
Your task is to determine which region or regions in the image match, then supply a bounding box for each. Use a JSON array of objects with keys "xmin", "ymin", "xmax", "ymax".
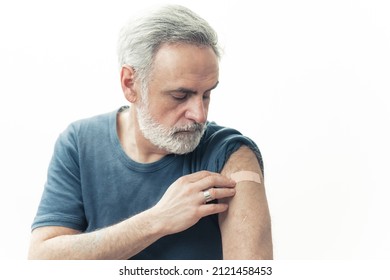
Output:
[{"xmin": 29, "ymin": 5, "xmax": 272, "ymax": 260}]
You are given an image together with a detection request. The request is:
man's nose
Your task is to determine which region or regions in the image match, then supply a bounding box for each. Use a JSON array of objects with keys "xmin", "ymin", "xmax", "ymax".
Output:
[{"xmin": 185, "ymin": 96, "xmax": 207, "ymax": 124}]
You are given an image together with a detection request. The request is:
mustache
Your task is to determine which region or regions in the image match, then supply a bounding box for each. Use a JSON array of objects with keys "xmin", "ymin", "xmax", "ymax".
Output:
[{"xmin": 172, "ymin": 123, "xmax": 206, "ymax": 134}]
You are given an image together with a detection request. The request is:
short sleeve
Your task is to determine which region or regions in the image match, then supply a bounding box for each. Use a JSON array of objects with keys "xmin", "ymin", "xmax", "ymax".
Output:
[
  {"xmin": 199, "ymin": 123, "xmax": 264, "ymax": 175},
  {"xmin": 31, "ymin": 123, "xmax": 87, "ymax": 231}
]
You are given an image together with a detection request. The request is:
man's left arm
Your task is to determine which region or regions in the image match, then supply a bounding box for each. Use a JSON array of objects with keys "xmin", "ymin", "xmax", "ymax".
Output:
[{"xmin": 219, "ymin": 145, "xmax": 273, "ymax": 259}]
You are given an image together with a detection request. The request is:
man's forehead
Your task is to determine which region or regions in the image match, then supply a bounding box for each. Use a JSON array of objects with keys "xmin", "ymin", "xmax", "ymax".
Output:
[
  {"xmin": 149, "ymin": 43, "xmax": 219, "ymax": 86},
  {"xmin": 162, "ymin": 81, "xmax": 220, "ymax": 95}
]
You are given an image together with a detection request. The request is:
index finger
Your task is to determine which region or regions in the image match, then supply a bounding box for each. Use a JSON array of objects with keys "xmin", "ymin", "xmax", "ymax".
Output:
[
  {"xmin": 182, "ymin": 170, "xmax": 222, "ymax": 183},
  {"xmin": 194, "ymin": 173, "xmax": 236, "ymax": 191}
]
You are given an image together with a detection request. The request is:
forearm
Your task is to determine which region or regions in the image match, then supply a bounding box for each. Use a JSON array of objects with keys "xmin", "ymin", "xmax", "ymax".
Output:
[{"xmin": 28, "ymin": 208, "xmax": 165, "ymax": 260}]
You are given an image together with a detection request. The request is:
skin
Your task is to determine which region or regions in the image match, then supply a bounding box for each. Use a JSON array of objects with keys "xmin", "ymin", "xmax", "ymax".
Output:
[
  {"xmin": 28, "ymin": 43, "xmax": 272, "ymax": 259},
  {"xmin": 219, "ymin": 146, "xmax": 273, "ymax": 259}
]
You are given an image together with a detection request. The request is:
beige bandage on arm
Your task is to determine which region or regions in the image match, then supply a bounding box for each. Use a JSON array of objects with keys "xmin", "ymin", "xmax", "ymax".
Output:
[{"xmin": 230, "ymin": 171, "xmax": 262, "ymax": 184}]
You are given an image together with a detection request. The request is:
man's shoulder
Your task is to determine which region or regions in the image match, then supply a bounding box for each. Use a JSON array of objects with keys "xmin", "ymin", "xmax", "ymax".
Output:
[
  {"xmin": 196, "ymin": 121, "xmax": 263, "ymax": 173},
  {"xmin": 56, "ymin": 107, "xmax": 120, "ymax": 147},
  {"xmin": 62, "ymin": 107, "xmax": 124, "ymax": 137},
  {"xmin": 202, "ymin": 122, "xmax": 243, "ymax": 144},
  {"xmin": 71, "ymin": 108, "xmax": 118, "ymax": 129}
]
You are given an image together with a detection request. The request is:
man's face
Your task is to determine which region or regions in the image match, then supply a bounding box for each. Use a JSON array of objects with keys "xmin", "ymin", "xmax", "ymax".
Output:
[{"xmin": 136, "ymin": 43, "xmax": 219, "ymax": 154}]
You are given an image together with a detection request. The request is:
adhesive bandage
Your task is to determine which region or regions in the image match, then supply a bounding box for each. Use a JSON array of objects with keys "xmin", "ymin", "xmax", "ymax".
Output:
[{"xmin": 230, "ymin": 171, "xmax": 261, "ymax": 184}]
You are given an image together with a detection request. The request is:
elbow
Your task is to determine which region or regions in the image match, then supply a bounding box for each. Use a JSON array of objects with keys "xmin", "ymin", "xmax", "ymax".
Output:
[
  {"xmin": 27, "ymin": 245, "xmax": 42, "ymax": 260},
  {"xmin": 27, "ymin": 239, "xmax": 49, "ymax": 260}
]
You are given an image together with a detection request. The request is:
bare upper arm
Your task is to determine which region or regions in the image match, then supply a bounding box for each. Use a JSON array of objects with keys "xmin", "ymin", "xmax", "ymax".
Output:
[{"xmin": 219, "ymin": 145, "xmax": 273, "ymax": 259}]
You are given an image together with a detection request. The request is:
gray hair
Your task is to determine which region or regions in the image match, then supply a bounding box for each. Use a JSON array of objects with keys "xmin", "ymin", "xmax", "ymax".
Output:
[{"xmin": 117, "ymin": 5, "xmax": 221, "ymax": 87}]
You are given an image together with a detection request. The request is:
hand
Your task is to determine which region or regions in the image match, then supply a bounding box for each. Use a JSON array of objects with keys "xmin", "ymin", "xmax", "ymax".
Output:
[{"xmin": 151, "ymin": 171, "xmax": 236, "ymax": 235}]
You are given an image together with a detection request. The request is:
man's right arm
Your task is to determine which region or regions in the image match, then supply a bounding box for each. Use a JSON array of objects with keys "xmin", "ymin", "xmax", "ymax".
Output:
[
  {"xmin": 28, "ymin": 171, "xmax": 236, "ymax": 259},
  {"xmin": 28, "ymin": 207, "xmax": 168, "ymax": 260}
]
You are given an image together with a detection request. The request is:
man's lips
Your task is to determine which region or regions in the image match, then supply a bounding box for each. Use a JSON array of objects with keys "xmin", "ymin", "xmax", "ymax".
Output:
[{"xmin": 174, "ymin": 129, "xmax": 197, "ymax": 134}]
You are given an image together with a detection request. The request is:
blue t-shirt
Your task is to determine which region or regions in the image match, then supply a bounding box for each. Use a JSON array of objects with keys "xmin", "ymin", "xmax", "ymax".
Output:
[{"xmin": 32, "ymin": 106, "xmax": 263, "ymax": 259}]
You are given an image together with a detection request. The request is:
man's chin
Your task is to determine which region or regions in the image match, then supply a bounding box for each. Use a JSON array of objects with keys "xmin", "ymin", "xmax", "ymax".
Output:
[{"xmin": 165, "ymin": 135, "xmax": 203, "ymax": 155}]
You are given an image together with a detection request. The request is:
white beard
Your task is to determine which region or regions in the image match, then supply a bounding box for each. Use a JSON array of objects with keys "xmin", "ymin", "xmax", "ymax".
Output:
[{"xmin": 136, "ymin": 100, "xmax": 206, "ymax": 155}]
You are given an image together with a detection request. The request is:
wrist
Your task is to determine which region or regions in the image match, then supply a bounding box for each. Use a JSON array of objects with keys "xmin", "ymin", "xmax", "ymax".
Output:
[{"xmin": 138, "ymin": 207, "xmax": 169, "ymax": 239}]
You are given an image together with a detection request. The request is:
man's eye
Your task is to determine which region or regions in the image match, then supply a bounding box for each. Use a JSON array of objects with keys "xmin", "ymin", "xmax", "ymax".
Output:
[{"xmin": 172, "ymin": 93, "xmax": 188, "ymax": 100}]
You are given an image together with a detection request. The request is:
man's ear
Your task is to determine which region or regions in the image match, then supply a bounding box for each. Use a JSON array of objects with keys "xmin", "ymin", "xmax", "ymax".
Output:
[{"xmin": 120, "ymin": 65, "xmax": 139, "ymax": 103}]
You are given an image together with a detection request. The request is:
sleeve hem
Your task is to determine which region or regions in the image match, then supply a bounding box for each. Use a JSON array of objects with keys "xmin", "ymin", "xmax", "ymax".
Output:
[{"xmin": 31, "ymin": 215, "xmax": 86, "ymax": 232}]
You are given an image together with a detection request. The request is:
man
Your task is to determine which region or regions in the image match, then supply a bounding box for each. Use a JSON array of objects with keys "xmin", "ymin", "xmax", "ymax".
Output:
[{"xmin": 28, "ymin": 4, "xmax": 272, "ymax": 260}]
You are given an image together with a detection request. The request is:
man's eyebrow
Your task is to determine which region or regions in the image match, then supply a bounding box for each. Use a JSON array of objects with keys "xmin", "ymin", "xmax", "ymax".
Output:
[{"xmin": 165, "ymin": 81, "xmax": 219, "ymax": 95}]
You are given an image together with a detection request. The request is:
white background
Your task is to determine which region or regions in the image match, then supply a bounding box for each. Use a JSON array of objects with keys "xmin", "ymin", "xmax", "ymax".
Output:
[{"xmin": 1, "ymin": 0, "xmax": 389, "ymax": 260}]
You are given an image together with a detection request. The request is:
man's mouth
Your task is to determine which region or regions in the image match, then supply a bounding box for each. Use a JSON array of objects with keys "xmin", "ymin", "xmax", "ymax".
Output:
[
  {"xmin": 173, "ymin": 124, "xmax": 204, "ymax": 134},
  {"xmin": 174, "ymin": 129, "xmax": 198, "ymax": 135}
]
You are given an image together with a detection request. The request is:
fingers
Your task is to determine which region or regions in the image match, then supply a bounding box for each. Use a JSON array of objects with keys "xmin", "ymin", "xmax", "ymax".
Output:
[
  {"xmin": 185, "ymin": 170, "xmax": 215, "ymax": 182},
  {"xmin": 198, "ymin": 202, "xmax": 229, "ymax": 217},
  {"xmin": 154, "ymin": 171, "xmax": 236, "ymax": 235},
  {"xmin": 200, "ymin": 187, "xmax": 235, "ymax": 204},
  {"xmin": 190, "ymin": 171, "xmax": 236, "ymax": 191},
  {"xmin": 181, "ymin": 170, "xmax": 236, "ymax": 204}
]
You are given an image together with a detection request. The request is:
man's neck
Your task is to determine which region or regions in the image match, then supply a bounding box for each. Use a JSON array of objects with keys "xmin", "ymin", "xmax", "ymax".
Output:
[{"xmin": 117, "ymin": 107, "xmax": 169, "ymax": 163}]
